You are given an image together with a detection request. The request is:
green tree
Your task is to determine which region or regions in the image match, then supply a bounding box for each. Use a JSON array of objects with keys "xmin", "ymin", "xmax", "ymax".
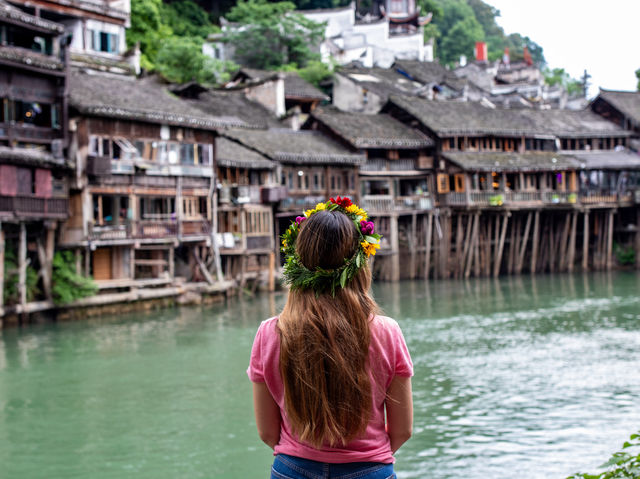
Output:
[
  {"xmin": 636, "ymin": 68, "xmax": 640, "ymax": 91},
  {"xmin": 127, "ymin": 0, "xmax": 173, "ymax": 70},
  {"xmin": 51, "ymin": 251, "xmax": 98, "ymax": 305},
  {"xmin": 3, "ymin": 248, "xmax": 39, "ymax": 305},
  {"xmin": 162, "ymin": 0, "xmax": 218, "ymax": 39},
  {"xmin": 440, "ymin": 15, "xmax": 484, "ymax": 65},
  {"xmin": 226, "ymin": 0, "xmax": 325, "ymax": 70},
  {"xmin": 155, "ymin": 36, "xmax": 235, "ymax": 84},
  {"xmin": 544, "ymin": 67, "xmax": 582, "ymax": 96}
]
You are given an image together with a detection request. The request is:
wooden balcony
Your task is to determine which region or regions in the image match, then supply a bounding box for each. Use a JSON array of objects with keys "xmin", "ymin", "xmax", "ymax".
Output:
[
  {"xmin": 580, "ymin": 190, "xmax": 618, "ymax": 205},
  {"xmin": 134, "ymin": 220, "xmax": 178, "ymax": 239},
  {"xmin": 541, "ymin": 191, "xmax": 578, "ymax": 205},
  {"xmin": 362, "ymin": 195, "xmax": 433, "ymax": 213},
  {"xmin": 88, "ymin": 223, "xmax": 130, "ymax": 241},
  {"xmin": 0, "ymin": 195, "xmax": 68, "ymax": 219},
  {"xmin": 0, "ymin": 124, "xmax": 60, "ymax": 144},
  {"xmin": 181, "ymin": 219, "xmax": 211, "ymax": 237}
]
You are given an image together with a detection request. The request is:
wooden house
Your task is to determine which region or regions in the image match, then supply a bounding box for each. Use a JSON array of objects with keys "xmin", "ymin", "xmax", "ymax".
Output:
[
  {"xmin": 6, "ymin": 0, "xmax": 136, "ymax": 75},
  {"xmin": 222, "ymin": 128, "xmax": 365, "ymax": 263},
  {"xmin": 0, "ymin": 0, "xmax": 70, "ymax": 315},
  {"xmin": 305, "ymin": 107, "xmax": 435, "ymax": 280},
  {"xmin": 384, "ymin": 95, "xmax": 639, "ymax": 276},
  {"xmin": 591, "ymin": 89, "xmax": 640, "ymax": 136},
  {"xmin": 60, "ymin": 71, "xmax": 243, "ymax": 288}
]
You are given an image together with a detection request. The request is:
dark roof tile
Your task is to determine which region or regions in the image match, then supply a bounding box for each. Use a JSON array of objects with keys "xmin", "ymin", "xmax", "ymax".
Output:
[
  {"xmin": 223, "ymin": 128, "xmax": 365, "ymax": 165},
  {"xmin": 311, "ymin": 107, "xmax": 433, "ymax": 148},
  {"xmin": 596, "ymin": 89, "xmax": 640, "ymax": 125}
]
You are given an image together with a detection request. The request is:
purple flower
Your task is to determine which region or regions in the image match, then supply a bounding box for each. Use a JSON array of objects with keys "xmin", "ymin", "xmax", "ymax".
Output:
[
  {"xmin": 295, "ymin": 216, "xmax": 306, "ymax": 225},
  {"xmin": 360, "ymin": 220, "xmax": 375, "ymax": 235}
]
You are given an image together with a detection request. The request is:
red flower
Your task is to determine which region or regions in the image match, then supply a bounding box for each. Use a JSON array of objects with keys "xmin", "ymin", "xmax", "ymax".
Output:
[{"xmin": 330, "ymin": 196, "xmax": 352, "ymax": 208}]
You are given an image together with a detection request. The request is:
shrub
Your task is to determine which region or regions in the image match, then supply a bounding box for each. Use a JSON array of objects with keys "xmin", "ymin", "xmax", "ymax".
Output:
[
  {"xmin": 567, "ymin": 431, "xmax": 640, "ymax": 479},
  {"xmin": 51, "ymin": 251, "xmax": 98, "ymax": 304}
]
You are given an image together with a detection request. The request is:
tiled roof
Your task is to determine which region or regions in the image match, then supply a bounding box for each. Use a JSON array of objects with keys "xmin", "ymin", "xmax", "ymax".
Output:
[
  {"xmin": 394, "ymin": 60, "xmax": 469, "ymax": 92},
  {"xmin": 595, "ymin": 89, "xmax": 640, "ymax": 125},
  {"xmin": 310, "ymin": 107, "xmax": 433, "ymax": 149},
  {"xmin": 236, "ymin": 68, "xmax": 328, "ymax": 101},
  {"xmin": 284, "ymin": 73, "xmax": 329, "ymax": 101},
  {"xmin": 223, "ymin": 129, "xmax": 365, "ymax": 165},
  {"xmin": 387, "ymin": 95, "xmax": 632, "ymax": 138},
  {"xmin": 70, "ymin": 72, "xmax": 246, "ymax": 130},
  {"xmin": 216, "ymin": 137, "xmax": 275, "ymax": 169},
  {"xmin": 570, "ymin": 150, "xmax": 640, "ymax": 169},
  {"xmin": 191, "ymin": 89, "xmax": 281, "ymax": 129},
  {"xmin": 442, "ymin": 151, "xmax": 580, "ymax": 172},
  {"xmin": 0, "ymin": 0, "xmax": 64, "ymax": 33},
  {"xmin": 0, "ymin": 45, "xmax": 64, "ymax": 71},
  {"xmin": 338, "ymin": 67, "xmax": 420, "ymax": 101},
  {"xmin": 0, "ymin": 145, "xmax": 64, "ymax": 167}
]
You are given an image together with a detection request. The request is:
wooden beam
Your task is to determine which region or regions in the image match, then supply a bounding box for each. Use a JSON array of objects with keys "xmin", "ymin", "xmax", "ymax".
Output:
[
  {"xmin": 567, "ymin": 212, "xmax": 577, "ymax": 273},
  {"xmin": 493, "ymin": 213, "xmax": 509, "ymax": 277},
  {"xmin": 530, "ymin": 211, "xmax": 540, "ymax": 274},
  {"xmin": 465, "ymin": 213, "xmax": 479, "ymax": 278},
  {"xmin": 636, "ymin": 209, "xmax": 640, "ymax": 270},
  {"xmin": 424, "ymin": 213, "xmax": 433, "ymax": 280},
  {"xmin": 268, "ymin": 252, "xmax": 275, "ymax": 292},
  {"xmin": 18, "ymin": 223, "xmax": 27, "ymax": 309},
  {"xmin": 390, "ymin": 215, "xmax": 400, "ymax": 281},
  {"xmin": 606, "ymin": 209, "xmax": 614, "ymax": 270},
  {"xmin": 193, "ymin": 248, "xmax": 214, "ymax": 285},
  {"xmin": 410, "ymin": 213, "xmax": 417, "ymax": 279},
  {"xmin": 516, "ymin": 211, "xmax": 532, "ymax": 274},
  {"xmin": 582, "ymin": 211, "xmax": 589, "ymax": 272}
]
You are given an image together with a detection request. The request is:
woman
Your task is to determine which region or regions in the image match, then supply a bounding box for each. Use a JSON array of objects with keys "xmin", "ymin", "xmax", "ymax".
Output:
[{"xmin": 248, "ymin": 198, "xmax": 413, "ymax": 479}]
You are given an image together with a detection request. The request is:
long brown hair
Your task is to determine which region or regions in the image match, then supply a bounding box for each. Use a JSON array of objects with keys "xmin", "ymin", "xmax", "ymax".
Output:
[{"xmin": 278, "ymin": 210, "xmax": 378, "ymax": 448}]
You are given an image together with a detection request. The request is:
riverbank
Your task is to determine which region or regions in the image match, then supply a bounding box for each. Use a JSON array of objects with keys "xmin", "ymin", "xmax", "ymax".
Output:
[{"xmin": 0, "ymin": 279, "xmax": 236, "ymax": 329}]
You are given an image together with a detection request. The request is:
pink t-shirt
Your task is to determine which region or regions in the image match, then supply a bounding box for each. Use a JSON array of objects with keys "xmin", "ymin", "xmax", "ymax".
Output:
[{"xmin": 247, "ymin": 315, "xmax": 413, "ymax": 464}]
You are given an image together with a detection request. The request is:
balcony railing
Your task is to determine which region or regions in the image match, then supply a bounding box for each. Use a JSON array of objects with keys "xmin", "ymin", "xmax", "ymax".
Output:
[
  {"xmin": 361, "ymin": 195, "xmax": 433, "ymax": 213},
  {"xmin": 0, "ymin": 124, "xmax": 60, "ymax": 143},
  {"xmin": 181, "ymin": 219, "xmax": 211, "ymax": 237},
  {"xmin": 541, "ymin": 191, "xmax": 578, "ymax": 205},
  {"xmin": 135, "ymin": 220, "xmax": 178, "ymax": 239},
  {"xmin": 88, "ymin": 223, "xmax": 130, "ymax": 241},
  {"xmin": 0, "ymin": 195, "xmax": 68, "ymax": 218},
  {"xmin": 580, "ymin": 189, "xmax": 618, "ymax": 205}
]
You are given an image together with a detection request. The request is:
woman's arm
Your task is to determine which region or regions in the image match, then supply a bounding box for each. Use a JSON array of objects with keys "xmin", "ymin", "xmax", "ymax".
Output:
[
  {"xmin": 385, "ymin": 375, "xmax": 413, "ymax": 453},
  {"xmin": 252, "ymin": 382, "xmax": 281, "ymax": 449}
]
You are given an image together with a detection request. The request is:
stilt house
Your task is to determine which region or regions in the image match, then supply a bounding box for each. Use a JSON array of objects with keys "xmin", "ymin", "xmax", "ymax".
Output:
[{"xmin": 0, "ymin": 0, "xmax": 70, "ymax": 315}]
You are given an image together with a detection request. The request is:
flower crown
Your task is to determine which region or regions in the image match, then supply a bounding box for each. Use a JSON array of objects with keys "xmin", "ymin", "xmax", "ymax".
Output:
[{"xmin": 281, "ymin": 196, "xmax": 382, "ymax": 296}]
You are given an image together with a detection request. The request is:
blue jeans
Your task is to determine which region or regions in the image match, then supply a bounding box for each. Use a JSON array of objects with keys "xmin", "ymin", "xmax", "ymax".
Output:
[{"xmin": 271, "ymin": 454, "xmax": 396, "ymax": 479}]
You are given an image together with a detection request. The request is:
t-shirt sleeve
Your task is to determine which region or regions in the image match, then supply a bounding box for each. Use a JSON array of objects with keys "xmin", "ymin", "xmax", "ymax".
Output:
[
  {"xmin": 392, "ymin": 321, "xmax": 414, "ymax": 378},
  {"xmin": 247, "ymin": 322, "xmax": 266, "ymax": 382}
]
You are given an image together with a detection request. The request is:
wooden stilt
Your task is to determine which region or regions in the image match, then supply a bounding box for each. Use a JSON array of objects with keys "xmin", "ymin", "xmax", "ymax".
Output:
[
  {"xmin": 18, "ymin": 223, "xmax": 27, "ymax": 309},
  {"xmin": 582, "ymin": 211, "xmax": 590, "ymax": 272},
  {"xmin": 606, "ymin": 209, "xmax": 614, "ymax": 270},
  {"xmin": 454, "ymin": 213, "xmax": 463, "ymax": 278},
  {"xmin": 530, "ymin": 211, "xmax": 540, "ymax": 274},
  {"xmin": 424, "ymin": 213, "xmax": 433, "ymax": 280},
  {"xmin": 559, "ymin": 212, "xmax": 571, "ymax": 271},
  {"xmin": 636, "ymin": 209, "xmax": 640, "ymax": 270},
  {"xmin": 516, "ymin": 211, "xmax": 532, "ymax": 274},
  {"xmin": 0, "ymin": 222, "xmax": 4, "ymax": 316},
  {"xmin": 548, "ymin": 215, "xmax": 556, "ymax": 273},
  {"xmin": 567, "ymin": 212, "xmax": 577, "ymax": 273},
  {"xmin": 389, "ymin": 215, "xmax": 400, "ymax": 281},
  {"xmin": 493, "ymin": 213, "xmax": 509, "ymax": 277},
  {"xmin": 268, "ymin": 252, "xmax": 275, "ymax": 292},
  {"xmin": 460, "ymin": 213, "xmax": 473, "ymax": 277},
  {"xmin": 507, "ymin": 214, "xmax": 517, "ymax": 275},
  {"xmin": 193, "ymin": 248, "xmax": 214, "ymax": 285},
  {"xmin": 410, "ymin": 213, "xmax": 417, "ymax": 279},
  {"xmin": 473, "ymin": 213, "xmax": 481, "ymax": 277},
  {"xmin": 168, "ymin": 246, "xmax": 175, "ymax": 278},
  {"xmin": 465, "ymin": 213, "xmax": 479, "ymax": 278}
]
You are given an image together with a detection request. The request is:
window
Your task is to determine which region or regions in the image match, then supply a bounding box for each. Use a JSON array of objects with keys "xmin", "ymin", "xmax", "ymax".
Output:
[
  {"xmin": 181, "ymin": 144, "xmax": 195, "ymax": 165},
  {"xmin": 90, "ymin": 30, "xmax": 119, "ymax": 54},
  {"xmin": 437, "ymin": 174, "xmax": 450, "ymax": 193},
  {"xmin": 454, "ymin": 174, "xmax": 465, "ymax": 193}
]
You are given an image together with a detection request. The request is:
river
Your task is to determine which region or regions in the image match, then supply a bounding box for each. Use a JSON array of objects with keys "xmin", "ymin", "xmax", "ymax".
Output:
[{"xmin": 1, "ymin": 272, "xmax": 639, "ymax": 478}]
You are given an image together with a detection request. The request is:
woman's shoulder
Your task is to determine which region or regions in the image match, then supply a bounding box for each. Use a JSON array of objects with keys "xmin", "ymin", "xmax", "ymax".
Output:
[
  {"xmin": 257, "ymin": 316, "xmax": 279, "ymax": 334},
  {"xmin": 370, "ymin": 314, "xmax": 404, "ymax": 339}
]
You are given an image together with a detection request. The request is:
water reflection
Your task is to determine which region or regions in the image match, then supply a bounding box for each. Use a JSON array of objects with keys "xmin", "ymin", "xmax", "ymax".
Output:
[{"xmin": 0, "ymin": 272, "xmax": 639, "ymax": 479}]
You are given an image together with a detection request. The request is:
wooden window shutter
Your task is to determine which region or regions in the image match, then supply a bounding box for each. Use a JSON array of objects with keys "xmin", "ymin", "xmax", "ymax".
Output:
[
  {"xmin": 437, "ymin": 173, "xmax": 450, "ymax": 193},
  {"xmin": 454, "ymin": 174, "xmax": 466, "ymax": 193}
]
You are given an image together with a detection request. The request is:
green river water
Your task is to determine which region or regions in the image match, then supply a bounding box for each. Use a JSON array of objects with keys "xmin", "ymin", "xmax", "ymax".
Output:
[{"xmin": 1, "ymin": 272, "xmax": 639, "ymax": 479}]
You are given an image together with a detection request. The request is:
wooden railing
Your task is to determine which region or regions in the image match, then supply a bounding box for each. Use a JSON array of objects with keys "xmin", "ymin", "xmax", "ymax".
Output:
[
  {"xmin": 541, "ymin": 191, "xmax": 578, "ymax": 205},
  {"xmin": 362, "ymin": 195, "xmax": 433, "ymax": 212},
  {"xmin": 580, "ymin": 190, "xmax": 618, "ymax": 205},
  {"xmin": 181, "ymin": 220, "xmax": 211, "ymax": 236},
  {"xmin": 135, "ymin": 221, "xmax": 179, "ymax": 239},
  {"xmin": 1, "ymin": 124, "xmax": 60, "ymax": 142},
  {"xmin": 88, "ymin": 223, "xmax": 130, "ymax": 241},
  {"xmin": 0, "ymin": 196, "xmax": 68, "ymax": 218}
]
